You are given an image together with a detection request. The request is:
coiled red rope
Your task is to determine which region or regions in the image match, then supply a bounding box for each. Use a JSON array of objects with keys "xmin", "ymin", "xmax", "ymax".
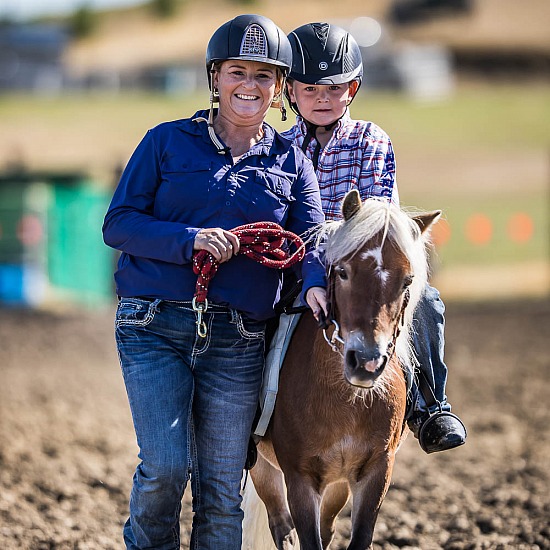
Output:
[{"xmin": 192, "ymin": 222, "xmax": 305, "ymax": 304}]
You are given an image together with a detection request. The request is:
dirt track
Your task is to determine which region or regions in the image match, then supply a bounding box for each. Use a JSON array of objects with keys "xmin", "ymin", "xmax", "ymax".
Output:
[{"xmin": 1, "ymin": 297, "xmax": 549, "ymax": 549}]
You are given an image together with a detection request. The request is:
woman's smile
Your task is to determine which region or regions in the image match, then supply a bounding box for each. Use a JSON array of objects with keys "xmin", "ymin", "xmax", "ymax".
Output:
[{"xmin": 235, "ymin": 93, "xmax": 260, "ymax": 101}]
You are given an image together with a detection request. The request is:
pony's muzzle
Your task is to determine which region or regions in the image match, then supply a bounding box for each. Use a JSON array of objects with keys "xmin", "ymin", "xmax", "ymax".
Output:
[{"xmin": 344, "ymin": 332, "xmax": 387, "ymax": 388}]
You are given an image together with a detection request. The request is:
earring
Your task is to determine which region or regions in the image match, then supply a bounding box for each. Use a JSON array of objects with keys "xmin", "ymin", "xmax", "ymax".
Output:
[{"xmin": 280, "ymin": 98, "xmax": 287, "ymax": 122}]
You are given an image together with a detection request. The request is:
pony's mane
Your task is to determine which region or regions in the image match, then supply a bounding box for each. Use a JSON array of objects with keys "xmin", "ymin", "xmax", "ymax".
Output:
[
  {"xmin": 317, "ymin": 198, "xmax": 423, "ymax": 268},
  {"xmin": 315, "ymin": 197, "xmax": 433, "ymax": 385}
]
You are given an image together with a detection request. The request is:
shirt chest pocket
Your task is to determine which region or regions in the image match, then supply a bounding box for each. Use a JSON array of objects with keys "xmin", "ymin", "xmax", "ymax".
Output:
[
  {"xmin": 247, "ymin": 171, "xmax": 295, "ymax": 224},
  {"xmin": 159, "ymin": 160, "xmax": 212, "ymax": 212}
]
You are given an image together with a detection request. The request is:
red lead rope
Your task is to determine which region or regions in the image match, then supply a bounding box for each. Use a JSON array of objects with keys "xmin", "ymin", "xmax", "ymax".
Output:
[{"xmin": 192, "ymin": 222, "xmax": 305, "ymax": 305}]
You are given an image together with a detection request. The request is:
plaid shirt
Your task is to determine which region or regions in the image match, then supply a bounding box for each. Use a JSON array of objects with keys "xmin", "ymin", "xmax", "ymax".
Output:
[{"xmin": 282, "ymin": 112, "xmax": 399, "ymax": 220}]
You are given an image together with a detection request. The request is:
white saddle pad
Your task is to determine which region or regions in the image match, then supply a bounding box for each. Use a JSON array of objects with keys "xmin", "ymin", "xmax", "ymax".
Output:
[{"xmin": 254, "ymin": 303, "xmax": 303, "ymax": 437}]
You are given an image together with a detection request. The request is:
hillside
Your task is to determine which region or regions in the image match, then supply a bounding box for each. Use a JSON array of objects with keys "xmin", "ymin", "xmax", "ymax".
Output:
[{"xmin": 63, "ymin": 0, "xmax": 550, "ymax": 76}]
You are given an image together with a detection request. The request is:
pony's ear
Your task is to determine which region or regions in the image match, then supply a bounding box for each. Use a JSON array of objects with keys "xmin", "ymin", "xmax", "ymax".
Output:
[
  {"xmin": 342, "ymin": 190, "xmax": 362, "ymax": 221},
  {"xmin": 412, "ymin": 210, "xmax": 442, "ymax": 235}
]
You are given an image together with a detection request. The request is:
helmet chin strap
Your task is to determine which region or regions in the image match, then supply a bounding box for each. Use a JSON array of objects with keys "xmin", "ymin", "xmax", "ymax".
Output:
[
  {"xmin": 192, "ymin": 68, "xmax": 229, "ymax": 154},
  {"xmin": 300, "ymin": 113, "xmax": 345, "ymax": 170},
  {"xmin": 207, "ymin": 70, "xmax": 230, "ymax": 154}
]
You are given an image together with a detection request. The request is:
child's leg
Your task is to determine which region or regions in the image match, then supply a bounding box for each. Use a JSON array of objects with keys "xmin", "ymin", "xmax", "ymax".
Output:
[{"xmin": 408, "ymin": 284, "xmax": 467, "ymax": 454}]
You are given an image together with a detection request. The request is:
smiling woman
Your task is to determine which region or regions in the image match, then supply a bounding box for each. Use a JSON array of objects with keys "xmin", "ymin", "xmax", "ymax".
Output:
[{"xmin": 101, "ymin": 13, "xmax": 328, "ymax": 550}]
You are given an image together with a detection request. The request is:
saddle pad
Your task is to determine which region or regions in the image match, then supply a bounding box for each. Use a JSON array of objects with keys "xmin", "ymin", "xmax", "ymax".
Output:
[{"xmin": 254, "ymin": 305, "xmax": 302, "ymax": 437}]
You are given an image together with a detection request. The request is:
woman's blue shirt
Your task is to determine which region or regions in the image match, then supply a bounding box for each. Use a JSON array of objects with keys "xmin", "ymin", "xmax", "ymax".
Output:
[{"xmin": 103, "ymin": 110, "xmax": 326, "ymax": 320}]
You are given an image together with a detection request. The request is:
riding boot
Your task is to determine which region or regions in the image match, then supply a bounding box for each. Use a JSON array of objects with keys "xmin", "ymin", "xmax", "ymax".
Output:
[{"xmin": 407, "ymin": 284, "xmax": 467, "ymax": 454}]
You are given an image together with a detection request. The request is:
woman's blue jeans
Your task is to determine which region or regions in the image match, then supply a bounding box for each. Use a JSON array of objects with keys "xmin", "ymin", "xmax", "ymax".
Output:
[
  {"xmin": 409, "ymin": 284, "xmax": 452, "ymax": 418},
  {"xmin": 115, "ymin": 298, "xmax": 265, "ymax": 550}
]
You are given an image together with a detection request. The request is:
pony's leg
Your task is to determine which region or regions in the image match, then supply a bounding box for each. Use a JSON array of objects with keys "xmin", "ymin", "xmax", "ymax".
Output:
[
  {"xmin": 320, "ymin": 481, "xmax": 350, "ymax": 549},
  {"xmin": 250, "ymin": 453, "xmax": 297, "ymax": 549},
  {"xmin": 285, "ymin": 473, "xmax": 324, "ymax": 550},
  {"xmin": 347, "ymin": 453, "xmax": 395, "ymax": 550}
]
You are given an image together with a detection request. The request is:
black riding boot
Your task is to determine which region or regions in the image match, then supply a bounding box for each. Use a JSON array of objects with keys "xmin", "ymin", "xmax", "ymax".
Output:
[
  {"xmin": 408, "ymin": 285, "xmax": 467, "ymax": 454},
  {"xmin": 409, "ymin": 408, "xmax": 467, "ymax": 454}
]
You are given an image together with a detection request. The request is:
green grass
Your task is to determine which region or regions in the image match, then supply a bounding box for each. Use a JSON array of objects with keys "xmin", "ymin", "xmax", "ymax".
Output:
[
  {"xmin": 1, "ymin": 83, "xmax": 548, "ymax": 270},
  {"xmin": 3, "ymin": 82, "xmax": 549, "ymax": 148},
  {"xmin": 352, "ymin": 84, "xmax": 550, "ymax": 151}
]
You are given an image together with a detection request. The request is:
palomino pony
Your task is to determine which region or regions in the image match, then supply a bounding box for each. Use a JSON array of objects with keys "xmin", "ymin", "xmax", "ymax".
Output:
[{"xmin": 242, "ymin": 191, "xmax": 441, "ymax": 550}]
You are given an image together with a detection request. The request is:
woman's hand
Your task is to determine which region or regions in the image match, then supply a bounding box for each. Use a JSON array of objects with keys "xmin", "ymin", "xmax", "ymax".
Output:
[
  {"xmin": 305, "ymin": 286, "xmax": 328, "ymax": 323},
  {"xmin": 194, "ymin": 228, "xmax": 240, "ymax": 263}
]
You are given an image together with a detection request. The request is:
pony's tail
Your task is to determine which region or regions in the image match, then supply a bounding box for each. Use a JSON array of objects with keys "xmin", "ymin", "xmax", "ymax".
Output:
[{"xmin": 241, "ymin": 477, "xmax": 276, "ymax": 550}]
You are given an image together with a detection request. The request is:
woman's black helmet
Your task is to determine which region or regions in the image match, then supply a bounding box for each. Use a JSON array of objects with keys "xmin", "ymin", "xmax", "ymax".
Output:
[
  {"xmin": 206, "ymin": 14, "xmax": 292, "ymax": 75},
  {"xmin": 287, "ymin": 22, "xmax": 363, "ymax": 85}
]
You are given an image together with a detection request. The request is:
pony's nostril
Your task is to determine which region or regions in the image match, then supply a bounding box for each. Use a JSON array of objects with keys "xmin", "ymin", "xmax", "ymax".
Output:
[
  {"xmin": 346, "ymin": 347, "xmax": 384, "ymax": 374},
  {"xmin": 345, "ymin": 349, "xmax": 359, "ymax": 371}
]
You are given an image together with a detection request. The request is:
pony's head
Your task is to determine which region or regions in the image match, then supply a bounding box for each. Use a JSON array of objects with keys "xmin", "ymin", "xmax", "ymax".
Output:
[{"xmin": 320, "ymin": 190, "xmax": 440, "ymax": 390}]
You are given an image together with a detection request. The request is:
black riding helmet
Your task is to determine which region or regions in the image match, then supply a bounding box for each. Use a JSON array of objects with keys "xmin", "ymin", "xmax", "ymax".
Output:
[
  {"xmin": 206, "ymin": 14, "xmax": 292, "ymax": 77},
  {"xmin": 287, "ymin": 22, "xmax": 363, "ymax": 86}
]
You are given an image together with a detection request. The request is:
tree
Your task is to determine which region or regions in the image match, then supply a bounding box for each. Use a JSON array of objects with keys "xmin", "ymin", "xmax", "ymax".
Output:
[
  {"xmin": 149, "ymin": 0, "xmax": 180, "ymax": 18},
  {"xmin": 70, "ymin": 4, "xmax": 97, "ymax": 38}
]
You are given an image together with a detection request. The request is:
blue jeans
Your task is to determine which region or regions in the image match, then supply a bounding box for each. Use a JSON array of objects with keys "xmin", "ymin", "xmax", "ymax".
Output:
[
  {"xmin": 115, "ymin": 298, "xmax": 265, "ymax": 550},
  {"xmin": 409, "ymin": 284, "xmax": 452, "ymax": 419}
]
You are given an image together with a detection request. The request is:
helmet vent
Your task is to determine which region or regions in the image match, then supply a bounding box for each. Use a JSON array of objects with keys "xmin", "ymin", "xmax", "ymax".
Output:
[
  {"xmin": 311, "ymin": 23, "xmax": 330, "ymax": 50},
  {"xmin": 240, "ymin": 24, "xmax": 268, "ymax": 58}
]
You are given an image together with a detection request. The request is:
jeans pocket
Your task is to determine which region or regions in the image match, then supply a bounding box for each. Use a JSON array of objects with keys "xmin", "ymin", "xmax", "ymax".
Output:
[
  {"xmin": 235, "ymin": 313, "xmax": 265, "ymax": 340},
  {"xmin": 115, "ymin": 298, "xmax": 160, "ymax": 328}
]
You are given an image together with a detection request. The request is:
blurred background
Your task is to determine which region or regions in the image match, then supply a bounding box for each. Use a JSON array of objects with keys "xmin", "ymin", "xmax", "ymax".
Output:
[
  {"xmin": 1, "ymin": 2, "xmax": 550, "ymax": 549},
  {"xmin": 0, "ymin": 0, "xmax": 548, "ymax": 309}
]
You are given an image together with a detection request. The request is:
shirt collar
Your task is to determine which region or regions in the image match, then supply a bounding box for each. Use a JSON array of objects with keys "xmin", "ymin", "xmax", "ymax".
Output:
[{"xmin": 183, "ymin": 109, "xmax": 278, "ymax": 157}]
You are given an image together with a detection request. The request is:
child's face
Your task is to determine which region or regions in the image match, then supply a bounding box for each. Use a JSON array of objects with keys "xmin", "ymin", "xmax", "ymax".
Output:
[{"xmin": 287, "ymin": 80, "xmax": 359, "ymax": 127}]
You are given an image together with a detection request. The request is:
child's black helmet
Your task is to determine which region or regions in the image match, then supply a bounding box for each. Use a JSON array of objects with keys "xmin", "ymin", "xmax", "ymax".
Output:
[
  {"xmin": 287, "ymin": 22, "xmax": 363, "ymax": 85},
  {"xmin": 206, "ymin": 14, "xmax": 292, "ymax": 75}
]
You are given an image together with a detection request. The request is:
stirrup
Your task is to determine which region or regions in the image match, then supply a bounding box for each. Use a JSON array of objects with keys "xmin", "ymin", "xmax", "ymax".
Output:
[{"xmin": 418, "ymin": 411, "xmax": 467, "ymax": 454}]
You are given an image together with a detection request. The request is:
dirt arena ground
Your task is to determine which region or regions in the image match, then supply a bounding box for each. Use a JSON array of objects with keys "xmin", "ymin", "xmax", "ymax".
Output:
[{"xmin": 1, "ymin": 297, "xmax": 549, "ymax": 549}]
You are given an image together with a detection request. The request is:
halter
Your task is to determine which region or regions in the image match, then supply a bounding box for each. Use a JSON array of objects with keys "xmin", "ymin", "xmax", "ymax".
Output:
[
  {"xmin": 192, "ymin": 221, "xmax": 305, "ymax": 337},
  {"xmin": 321, "ymin": 264, "xmax": 411, "ymax": 363}
]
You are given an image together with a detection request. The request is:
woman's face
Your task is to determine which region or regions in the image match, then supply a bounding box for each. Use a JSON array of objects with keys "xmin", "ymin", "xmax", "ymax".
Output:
[
  {"xmin": 287, "ymin": 80, "xmax": 359, "ymax": 127},
  {"xmin": 213, "ymin": 60, "xmax": 280, "ymax": 125}
]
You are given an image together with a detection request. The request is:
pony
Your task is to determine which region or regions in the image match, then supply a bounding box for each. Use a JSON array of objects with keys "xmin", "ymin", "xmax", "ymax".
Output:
[{"xmin": 242, "ymin": 190, "xmax": 441, "ymax": 550}]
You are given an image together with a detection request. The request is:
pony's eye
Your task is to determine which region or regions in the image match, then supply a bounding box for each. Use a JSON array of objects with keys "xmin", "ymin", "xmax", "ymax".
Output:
[
  {"xmin": 335, "ymin": 266, "xmax": 348, "ymax": 280},
  {"xmin": 403, "ymin": 275, "xmax": 414, "ymax": 289}
]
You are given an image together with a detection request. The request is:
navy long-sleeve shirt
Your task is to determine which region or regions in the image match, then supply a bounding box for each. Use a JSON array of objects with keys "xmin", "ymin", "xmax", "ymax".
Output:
[{"xmin": 103, "ymin": 110, "xmax": 326, "ymax": 320}]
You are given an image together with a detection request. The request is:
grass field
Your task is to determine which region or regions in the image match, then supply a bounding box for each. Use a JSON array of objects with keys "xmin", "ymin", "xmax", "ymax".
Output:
[{"xmin": 1, "ymin": 81, "xmax": 548, "ymax": 298}]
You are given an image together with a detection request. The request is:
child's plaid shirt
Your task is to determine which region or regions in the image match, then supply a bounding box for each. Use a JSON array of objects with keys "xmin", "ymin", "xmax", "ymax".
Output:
[{"xmin": 282, "ymin": 112, "xmax": 399, "ymax": 220}]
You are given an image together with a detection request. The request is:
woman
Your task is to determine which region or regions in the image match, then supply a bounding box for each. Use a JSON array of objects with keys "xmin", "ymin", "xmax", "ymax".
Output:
[
  {"xmin": 103, "ymin": 14, "xmax": 326, "ymax": 549},
  {"xmin": 281, "ymin": 22, "xmax": 467, "ymax": 454}
]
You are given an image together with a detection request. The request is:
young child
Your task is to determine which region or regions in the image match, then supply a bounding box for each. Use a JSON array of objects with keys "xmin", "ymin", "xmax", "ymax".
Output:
[{"xmin": 281, "ymin": 22, "xmax": 467, "ymax": 453}]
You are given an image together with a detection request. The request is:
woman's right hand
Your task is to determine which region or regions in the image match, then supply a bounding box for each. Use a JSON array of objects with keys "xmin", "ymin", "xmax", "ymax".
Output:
[{"xmin": 194, "ymin": 228, "xmax": 240, "ymax": 263}]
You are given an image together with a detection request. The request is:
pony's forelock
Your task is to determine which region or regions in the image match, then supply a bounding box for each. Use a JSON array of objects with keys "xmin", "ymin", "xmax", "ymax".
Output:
[{"xmin": 316, "ymin": 199, "xmax": 429, "ymax": 273}]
